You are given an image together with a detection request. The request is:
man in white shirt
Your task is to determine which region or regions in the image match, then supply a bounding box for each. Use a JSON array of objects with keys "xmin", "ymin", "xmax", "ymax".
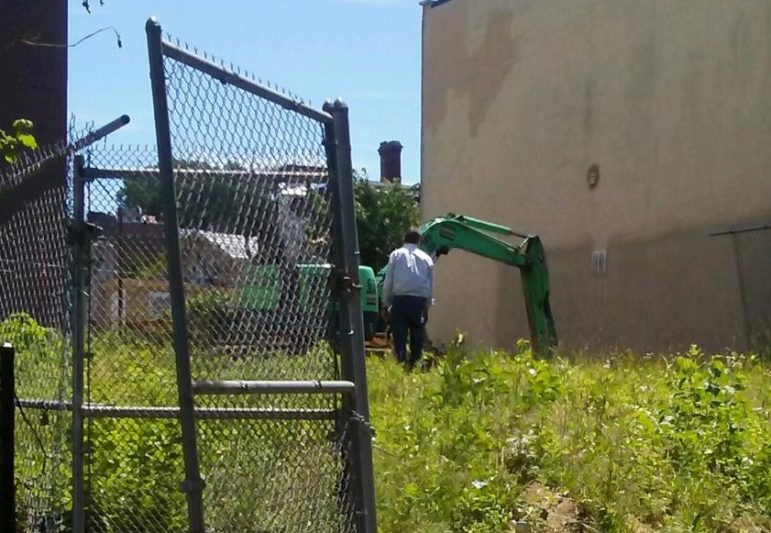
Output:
[{"xmin": 381, "ymin": 228, "xmax": 434, "ymax": 368}]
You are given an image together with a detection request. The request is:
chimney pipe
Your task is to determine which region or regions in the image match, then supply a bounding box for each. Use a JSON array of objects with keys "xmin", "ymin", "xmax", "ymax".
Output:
[{"xmin": 378, "ymin": 141, "xmax": 403, "ymax": 183}]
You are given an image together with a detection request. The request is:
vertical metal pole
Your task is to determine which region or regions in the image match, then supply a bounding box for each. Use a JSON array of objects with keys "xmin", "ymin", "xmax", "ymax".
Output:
[
  {"xmin": 730, "ymin": 234, "xmax": 752, "ymax": 352},
  {"xmin": 146, "ymin": 17, "xmax": 206, "ymax": 533},
  {"xmin": 323, "ymin": 99, "xmax": 377, "ymax": 533},
  {"xmin": 71, "ymin": 155, "xmax": 87, "ymax": 533},
  {"xmin": 0, "ymin": 343, "xmax": 16, "ymax": 532},
  {"xmin": 117, "ymin": 207, "xmax": 124, "ymax": 325}
]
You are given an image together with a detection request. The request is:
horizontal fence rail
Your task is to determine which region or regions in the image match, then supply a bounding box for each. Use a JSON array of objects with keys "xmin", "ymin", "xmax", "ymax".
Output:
[
  {"xmin": 17, "ymin": 400, "xmax": 338, "ymax": 420},
  {"xmin": 160, "ymin": 40, "xmax": 334, "ymax": 125},
  {"xmin": 192, "ymin": 379, "xmax": 356, "ymax": 395}
]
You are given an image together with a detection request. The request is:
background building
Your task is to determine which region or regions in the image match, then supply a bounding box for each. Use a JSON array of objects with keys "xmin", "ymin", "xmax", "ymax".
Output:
[{"xmin": 420, "ymin": 0, "xmax": 771, "ymax": 353}]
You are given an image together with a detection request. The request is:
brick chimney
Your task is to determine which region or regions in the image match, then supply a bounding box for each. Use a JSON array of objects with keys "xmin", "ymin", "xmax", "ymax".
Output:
[{"xmin": 378, "ymin": 141, "xmax": 403, "ymax": 183}]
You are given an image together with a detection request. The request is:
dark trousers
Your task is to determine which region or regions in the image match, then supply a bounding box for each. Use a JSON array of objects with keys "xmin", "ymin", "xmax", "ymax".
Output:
[{"xmin": 391, "ymin": 295, "xmax": 427, "ymax": 367}]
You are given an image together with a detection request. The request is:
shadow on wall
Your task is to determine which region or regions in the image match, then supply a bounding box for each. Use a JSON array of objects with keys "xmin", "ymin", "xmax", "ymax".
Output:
[{"xmin": 486, "ymin": 222, "xmax": 771, "ymax": 354}]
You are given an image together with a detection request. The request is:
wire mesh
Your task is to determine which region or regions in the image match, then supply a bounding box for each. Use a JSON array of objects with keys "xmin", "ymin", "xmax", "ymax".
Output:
[
  {"xmin": 159, "ymin": 37, "xmax": 361, "ymax": 531},
  {"xmin": 86, "ymin": 417, "xmax": 187, "ymax": 533},
  {"xmin": 162, "ymin": 48, "xmax": 337, "ymax": 381},
  {"xmin": 0, "ymin": 142, "xmax": 73, "ymax": 532},
  {"xmin": 70, "ymin": 143, "xmax": 185, "ymax": 532},
  {"xmin": 196, "ymin": 416, "xmax": 356, "ymax": 533},
  {"xmin": 80, "ymin": 144, "xmax": 180, "ymax": 408},
  {"xmin": 0, "ymin": 34, "xmax": 366, "ymax": 533}
]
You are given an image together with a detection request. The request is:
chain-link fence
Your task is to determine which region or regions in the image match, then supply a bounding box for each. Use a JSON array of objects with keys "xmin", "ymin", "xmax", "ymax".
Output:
[
  {"xmin": 146, "ymin": 18, "xmax": 375, "ymax": 531},
  {"xmin": 2, "ymin": 18, "xmax": 375, "ymax": 533},
  {"xmin": 0, "ymin": 139, "xmax": 73, "ymax": 532}
]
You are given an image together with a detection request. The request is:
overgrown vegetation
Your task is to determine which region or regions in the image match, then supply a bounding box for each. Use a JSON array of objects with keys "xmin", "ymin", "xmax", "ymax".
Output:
[
  {"xmin": 6, "ymin": 313, "xmax": 770, "ymax": 532},
  {"xmin": 369, "ymin": 340, "xmax": 771, "ymax": 532}
]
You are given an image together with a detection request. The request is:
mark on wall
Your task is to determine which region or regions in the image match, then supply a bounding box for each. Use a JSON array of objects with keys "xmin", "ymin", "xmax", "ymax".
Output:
[
  {"xmin": 467, "ymin": 9, "xmax": 517, "ymax": 137},
  {"xmin": 592, "ymin": 249, "xmax": 607, "ymax": 276},
  {"xmin": 587, "ymin": 164, "xmax": 600, "ymax": 188}
]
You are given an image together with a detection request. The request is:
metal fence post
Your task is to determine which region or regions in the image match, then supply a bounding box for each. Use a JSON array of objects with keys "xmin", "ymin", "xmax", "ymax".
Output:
[
  {"xmin": 0, "ymin": 343, "xmax": 16, "ymax": 532},
  {"xmin": 146, "ymin": 17, "xmax": 206, "ymax": 533},
  {"xmin": 323, "ymin": 99, "xmax": 377, "ymax": 533},
  {"xmin": 71, "ymin": 154, "xmax": 88, "ymax": 533}
]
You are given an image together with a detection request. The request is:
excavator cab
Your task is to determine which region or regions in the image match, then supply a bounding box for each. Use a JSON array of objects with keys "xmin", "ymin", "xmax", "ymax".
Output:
[{"xmin": 240, "ymin": 263, "xmax": 379, "ymax": 354}]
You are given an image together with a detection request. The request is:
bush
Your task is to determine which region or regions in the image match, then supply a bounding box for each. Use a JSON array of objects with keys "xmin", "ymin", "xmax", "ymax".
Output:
[{"xmin": 184, "ymin": 289, "xmax": 236, "ymax": 347}]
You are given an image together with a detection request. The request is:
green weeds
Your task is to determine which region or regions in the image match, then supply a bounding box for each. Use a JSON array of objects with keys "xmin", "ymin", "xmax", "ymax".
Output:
[
  {"xmin": 369, "ymin": 339, "xmax": 771, "ymax": 532},
  {"xmin": 5, "ymin": 314, "xmax": 771, "ymax": 532}
]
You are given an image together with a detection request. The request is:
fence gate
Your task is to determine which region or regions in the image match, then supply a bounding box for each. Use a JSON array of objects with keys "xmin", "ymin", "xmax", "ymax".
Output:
[{"xmin": 143, "ymin": 18, "xmax": 375, "ymax": 532}]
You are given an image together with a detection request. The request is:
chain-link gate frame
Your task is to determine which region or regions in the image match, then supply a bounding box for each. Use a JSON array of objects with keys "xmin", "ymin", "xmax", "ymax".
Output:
[
  {"xmin": 2, "ymin": 18, "xmax": 376, "ymax": 532},
  {"xmin": 144, "ymin": 18, "xmax": 376, "ymax": 533}
]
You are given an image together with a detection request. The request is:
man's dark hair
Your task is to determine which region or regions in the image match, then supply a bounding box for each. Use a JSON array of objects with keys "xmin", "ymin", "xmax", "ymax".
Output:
[{"xmin": 404, "ymin": 228, "xmax": 421, "ymax": 244}]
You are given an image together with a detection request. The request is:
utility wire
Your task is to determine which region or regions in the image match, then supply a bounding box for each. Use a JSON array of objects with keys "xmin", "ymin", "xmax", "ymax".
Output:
[{"xmin": 21, "ymin": 26, "xmax": 122, "ymax": 50}]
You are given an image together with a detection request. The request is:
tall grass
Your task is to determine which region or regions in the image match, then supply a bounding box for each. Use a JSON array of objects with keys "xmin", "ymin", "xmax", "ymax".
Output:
[
  {"xmin": 7, "ymin": 312, "xmax": 771, "ymax": 532},
  {"xmin": 368, "ymin": 340, "xmax": 771, "ymax": 532}
]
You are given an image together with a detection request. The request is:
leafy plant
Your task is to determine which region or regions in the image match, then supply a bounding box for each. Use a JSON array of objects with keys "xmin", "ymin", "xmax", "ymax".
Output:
[
  {"xmin": 0, "ymin": 119, "xmax": 37, "ymax": 163},
  {"xmin": 184, "ymin": 288, "xmax": 235, "ymax": 347}
]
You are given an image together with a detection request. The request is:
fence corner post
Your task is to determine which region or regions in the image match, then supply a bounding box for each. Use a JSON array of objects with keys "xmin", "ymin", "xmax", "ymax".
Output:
[{"xmin": 0, "ymin": 342, "xmax": 16, "ymax": 532}]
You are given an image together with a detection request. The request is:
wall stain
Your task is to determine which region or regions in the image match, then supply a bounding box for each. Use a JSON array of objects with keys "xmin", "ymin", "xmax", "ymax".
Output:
[
  {"xmin": 467, "ymin": 8, "xmax": 517, "ymax": 137},
  {"xmin": 583, "ymin": 80, "xmax": 594, "ymax": 134}
]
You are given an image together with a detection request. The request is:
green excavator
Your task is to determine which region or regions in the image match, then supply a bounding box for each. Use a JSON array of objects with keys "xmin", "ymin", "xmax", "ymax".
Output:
[
  {"xmin": 371, "ymin": 213, "xmax": 557, "ymax": 355},
  {"xmin": 240, "ymin": 213, "xmax": 557, "ymax": 355}
]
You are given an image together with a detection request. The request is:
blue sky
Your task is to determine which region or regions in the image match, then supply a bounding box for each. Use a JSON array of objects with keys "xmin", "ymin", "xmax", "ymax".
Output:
[{"xmin": 68, "ymin": 0, "xmax": 422, "ymax": 183}]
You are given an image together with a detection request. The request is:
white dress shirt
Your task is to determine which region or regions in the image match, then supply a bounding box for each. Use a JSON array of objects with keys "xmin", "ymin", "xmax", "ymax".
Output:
[{"xmin": 382, "ymin": 243, "xmax": 434, "ymax": 305}]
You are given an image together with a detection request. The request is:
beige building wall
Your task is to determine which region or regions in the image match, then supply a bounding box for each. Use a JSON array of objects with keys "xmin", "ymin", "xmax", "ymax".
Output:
[{"xmin": 421, "ymin": 0, "xmax": 771, "ymax": 353}]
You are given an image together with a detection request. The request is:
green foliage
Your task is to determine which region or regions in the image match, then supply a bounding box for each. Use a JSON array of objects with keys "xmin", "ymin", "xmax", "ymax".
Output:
[
  {"xmin": 6, "ymin": 312, "xmax": 771, "ymax": 532},
  {"xmin": 115, "ymin": 159, "xmax": 273, "ymax": 233},
  {"xmin": 184, "ymin": 289, "xmax": 235, "ymax": 347},
  {"xmin": 5, "ymin": 314, "xmax": 341, "ymax": 531},
  {"xmin": 131, "ymin": 254, "xmax": 166, "ymax": 280},
  {"xmin": 0, "ymin": 119, "xmax": 38, "ymax": 163},
  {"xmin": 116, "ymin": 176, "xmax": 163, "ymax": 219},
  {"xmin": 88, "ymin": 418, "xmax": 186, "ymax": 532},
  {"xmin": 354, "ymin": 179, "xmax": 419, "ymax": 272},
  {"xmin": 369, "ymin": 341, "xmax": 771, "ymax": 532}
]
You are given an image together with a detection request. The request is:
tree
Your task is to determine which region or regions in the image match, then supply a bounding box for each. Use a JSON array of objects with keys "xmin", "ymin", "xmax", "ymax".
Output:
[
  {"xmin": 116, "ymin": 159, "xmax": 271, "ymax": 233},
  {"xmin": 354, "ymin": 179, "xmax": 420, "ymax": 272},
  {"xmin": 116, "ymin": 165, "xmax": 420, "ymax": 271}
]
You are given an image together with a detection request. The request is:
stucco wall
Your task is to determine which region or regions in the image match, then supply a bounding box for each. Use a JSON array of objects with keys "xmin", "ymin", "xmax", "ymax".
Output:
[{"xmin": 421, "ymin": 0, "xmax": 771, "ymax": 352}]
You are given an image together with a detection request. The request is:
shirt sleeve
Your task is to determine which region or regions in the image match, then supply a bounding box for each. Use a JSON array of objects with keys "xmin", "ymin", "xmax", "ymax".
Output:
[
  {"xmin": 427, "ymin": 261, "xmax": 434, "ymax": 305},
  {"xmin": 382, "ymin": 253, "xmax": 395, "ymax": 306}
]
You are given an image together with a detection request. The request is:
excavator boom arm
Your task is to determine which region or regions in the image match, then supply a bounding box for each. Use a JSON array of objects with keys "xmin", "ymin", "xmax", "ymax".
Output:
[{"xmin": 377, "ymin": 214, "xmax": 557, "ymax": 354}]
